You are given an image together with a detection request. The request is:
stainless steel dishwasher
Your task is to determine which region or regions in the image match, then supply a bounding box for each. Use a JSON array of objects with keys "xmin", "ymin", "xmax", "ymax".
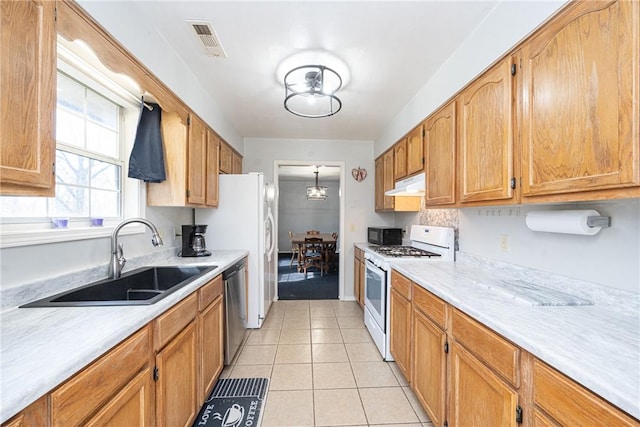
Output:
[{"xmin": 223, "ymin": 259, "xmax": 247, "ymax": 364}]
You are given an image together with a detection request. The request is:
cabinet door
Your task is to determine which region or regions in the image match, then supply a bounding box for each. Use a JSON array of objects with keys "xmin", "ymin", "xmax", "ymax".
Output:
[
  {"xmin": 232, "ymin": 151, "xmax": 242, "ymax": 174},
  {"xmin": 459, "ymin": 56, "xmax": 515, "ymax": 203},
  {"xmin": 187, "ymin": 116, "xmax": 207, "ymax": 205},
  {"xmin": 521, "ymin": 0, "xmax": 640, "ymax": 197},
  {"xmin": 199, "ymin": 295, "xmax": 224, "ymax": 403},
  {"xmin": 389, "ymin": 288, "xmax": 411, "ymax": 382},
  {"xmin": 358, "ymin": 258, "xmax": 365, "ymax": 308},
  {"xmin": 407, "ymin": 125, "xmax": 424, "ymax": 175},
  {"xmin": 412, "ymin": 309, "xmax": 446, "ymax": 427},
  {"xmin": 85, "ymin": 367, "xmax": 155, "ymax": 427},
  {"xmin": 156, "ymin": 321, "xmax": 198, "ymax": 427},
  {"xmin": 0, "ymin": 0, "xmax": 56, "ymax": 196},
  {"xmin": 353, "ymin": 255, "xmax": 361, "ymax": 305},
  {"xmin": 394, "ymin": 139, "xmax": 408, "ymax": 180},
  {"xmin": 1, "ymin": 397, "xmax": 47, "ymax": 427},
  {"xmin": 449, "ymin": 341, "xmax": 518, "ymax": 427},
  {"xmin": 374, "ymin": 157, "xmax": 384, "ymax": 211},
  {"xmin": 51, "ymin": 327, "xmax": 151, "ymax": 427},
  {"xmin": 219, "ymin": 142, "xmax": 232, "ymax": 174},
  {"xmin": 383, "ymin": 150, "xmax": 395, "ymax": 210},
  {"xmin": 533, "ymin": 359, "xmax": 639, "ymax": 427},
  {"xmin": 425, "ymin": 100, "xmax": 456, "ymax": 206},
  {"xmin": 205, "ymin": 130, "xmax": 219, "ymax": 207}
]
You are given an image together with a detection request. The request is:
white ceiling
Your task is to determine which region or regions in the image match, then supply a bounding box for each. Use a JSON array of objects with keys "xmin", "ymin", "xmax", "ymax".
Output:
[
  {"xmin": 278, "ymin": 165, "xmax": 341, "ymax": 181},
  {"xmin": 126, "ymin": 1, "xmax": 498, "ymax": 141}
]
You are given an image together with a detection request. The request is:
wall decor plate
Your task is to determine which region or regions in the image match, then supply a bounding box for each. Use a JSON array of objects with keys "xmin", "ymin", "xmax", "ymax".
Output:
[{"xmin": 351, "ymin": 167, "xmax": 367, "ymax": 182}]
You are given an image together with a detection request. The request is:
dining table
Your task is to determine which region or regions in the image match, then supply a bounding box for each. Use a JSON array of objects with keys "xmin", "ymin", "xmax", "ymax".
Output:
[{"xmin": 290, "ymin": 232, "xmax": 337, "ymax": 272}]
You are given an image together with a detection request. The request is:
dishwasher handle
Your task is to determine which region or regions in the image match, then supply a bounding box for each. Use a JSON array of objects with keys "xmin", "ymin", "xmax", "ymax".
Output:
[{"xmin": 223, "ymin": 260, "xmax": 246, "ymax": 280}]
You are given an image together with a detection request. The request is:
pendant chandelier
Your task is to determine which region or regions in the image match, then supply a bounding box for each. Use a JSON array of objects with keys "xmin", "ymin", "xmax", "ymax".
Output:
[
  {"xmin": 284, "ymin": 65, "xmax": 342, "ymax": 118},
  {"xmin": 307, "ymin": 167, "xmax": 328, "ymax": 200}
]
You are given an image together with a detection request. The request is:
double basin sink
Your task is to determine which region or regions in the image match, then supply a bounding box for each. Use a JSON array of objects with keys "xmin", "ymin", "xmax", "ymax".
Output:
[{"xmin": 21, "ymin": 265, "xmax": 217, "ymax": 307}]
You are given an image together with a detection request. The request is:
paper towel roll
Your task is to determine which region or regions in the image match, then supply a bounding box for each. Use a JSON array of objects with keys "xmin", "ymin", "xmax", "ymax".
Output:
[{"xmin": 525, "ymin": 210, "xmax": 602, "ymax": 235}]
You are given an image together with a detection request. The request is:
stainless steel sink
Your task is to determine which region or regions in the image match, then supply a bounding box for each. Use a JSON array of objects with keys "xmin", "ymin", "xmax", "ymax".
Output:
[{"xmin": 21, "ymin": 265, "xmax": 217, "ymax": 307}]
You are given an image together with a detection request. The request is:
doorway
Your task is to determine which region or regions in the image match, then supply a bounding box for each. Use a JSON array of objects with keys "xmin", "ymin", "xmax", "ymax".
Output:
[{"xmin": 273, "ymin": 162, "xmax": 345, "ymax": 300}]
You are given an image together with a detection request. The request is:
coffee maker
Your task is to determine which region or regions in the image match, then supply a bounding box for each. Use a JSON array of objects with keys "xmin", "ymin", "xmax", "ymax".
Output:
[{"xmin": 180, "ymin": 224, "xmax": 211, "ymax": 257}]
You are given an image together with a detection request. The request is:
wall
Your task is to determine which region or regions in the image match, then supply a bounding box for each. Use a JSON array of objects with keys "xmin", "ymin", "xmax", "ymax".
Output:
[
  {"xmin": 76, "ymin": 0, "xmax": 243, "ymax": 153},
  {"xmin": 243, "ymin": 137, "xmax": 394, "ymax": 299},
  {"xmin": 0, "ymin": 204, "xmax": 191, "ymax": 289},
  {"xmin": 458, "ymin": 200, "xmax": 640, "ymax": 293},
  {"xmin": 375, "ymin": 0, "xmax": 567, "ymax": 156},
  {"xmin": 278, "ymin": 178, "xmax": 340, "ymax": 248}
]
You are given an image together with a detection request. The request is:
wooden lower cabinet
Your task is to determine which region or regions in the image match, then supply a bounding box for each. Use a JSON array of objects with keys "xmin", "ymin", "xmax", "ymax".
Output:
[
  {"xmin": 50, "ymin": 326, "xmax": 153, "ymax": 427},
  {"xmin": 353, "ymin": 247, "xmax": 365, "ymax": 308},
  {"xmin": 412, "ymin": 308, "xmax": 446, "ymax": 427},
  {"xmin": 389, "ymin": 287, "xmax": 411, "ymax": 381},
  {"xmin": 449, "ymin": 341, "xmax": 519, "ymax": 427},
  {"xmin": 390, "ymin": 270, "xmax": 412, "ymax": 381},
  {"xmin": 1, "ymin": 397, "xmax": 47, "ymax": 427},
  {"xmin": 199, "ymin": 294, "xmax": 224, "ymax": 404},
  {"xmin": 533, "ymin": 359, "xmax": 639, "ymax": 427},
  {"xmin": 156, "ymin": 320, "xmax": 198, "ymax": 427},
  {"xmin": 85, "ymin": 367, "xmax": 154, "ymax": 427}
]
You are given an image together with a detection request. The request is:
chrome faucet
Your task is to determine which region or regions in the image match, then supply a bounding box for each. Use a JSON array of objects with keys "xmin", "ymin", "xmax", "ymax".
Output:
[{"xmin": 109, "ymin": 218, "xmax": 164, "ymax": 279}]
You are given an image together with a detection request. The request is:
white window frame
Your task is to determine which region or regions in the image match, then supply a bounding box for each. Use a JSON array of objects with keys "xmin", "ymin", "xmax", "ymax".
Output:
[{"xmin": 0, "ymin": 48, "xmax": 146, "ymax": 248}]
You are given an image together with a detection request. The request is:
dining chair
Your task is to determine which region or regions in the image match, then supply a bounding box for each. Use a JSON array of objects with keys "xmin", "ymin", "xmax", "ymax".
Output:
[
  {"xmin": 300, "ymin": 237, "xmax": 325, "ymax": 277},
  {"xmin": 325, "ymin": 232, "xmax": 339, "ymax": 272},
  {"xmin": 288, "ymin": 230, "xmax": 300, "ymax": 268}
]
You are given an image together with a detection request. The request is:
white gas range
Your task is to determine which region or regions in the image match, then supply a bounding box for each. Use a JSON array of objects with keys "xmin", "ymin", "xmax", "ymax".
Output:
[{"xmin": 363, "ymin": 225, "xmax": 455, "ymax": 360}]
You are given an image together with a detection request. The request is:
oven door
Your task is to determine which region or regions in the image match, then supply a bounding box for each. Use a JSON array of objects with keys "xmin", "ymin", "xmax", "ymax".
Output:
[{"xmin": 364, "ymin": 260, "xmax": 386, "ymax": 331}]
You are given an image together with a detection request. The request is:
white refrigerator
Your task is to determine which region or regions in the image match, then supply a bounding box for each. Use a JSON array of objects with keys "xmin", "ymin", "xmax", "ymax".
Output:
[{"xmin": 196, "ymin": 173, "xmax": 277, "ymax": 328}]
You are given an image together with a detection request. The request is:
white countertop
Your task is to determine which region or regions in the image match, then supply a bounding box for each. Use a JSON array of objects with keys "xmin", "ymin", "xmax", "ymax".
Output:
[
  {"xmin": 0, "ymin": 250, "xmax": 247, "ymax": 424},
  {"xmin": 362, "ymin": 246, "xmax": 640, "ymax": 420}
]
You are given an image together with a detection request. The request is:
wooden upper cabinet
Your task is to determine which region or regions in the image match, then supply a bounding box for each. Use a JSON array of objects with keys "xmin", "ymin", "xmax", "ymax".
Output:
[
  {"xmin": 424, "ymin": 100, "xmax": 456, "ymax": 206},
  {"xmin": 187, "ymin": 115, "xmax": 207, "ymax": 205},
  {"xmin": 147, "ymin": 112, "xmax": 219, "ymax": 208},
  {"xmin": 219, "ymin": 142, "xmax": 232, "ymax": 174},
  {"xmin": 205, "ymin": 130, "xmax": 220, "ymax": 207},
  {"xmin": 459, "ymin": 56, "xmax": 515, "ymax": 204},
  {"xmin": 232, "ymin": 151, "xmax": 242, "ymax": 174},
  {"xmin": 374, "ymin": 157, "xmax": 384, "ymax": 211},
  {"xmin": 0, "ymin": 0, "xmax": 56, "ymax": 196},
  {"xmin": 394, "ymin": 139, "xmax": 408, "ymax": 180},
  {"xmin": 521, "ymin": 0, "xmax": 640, "ymax": 199},
  {"xmin": 406, "ymin": 125, "xmax": 424, "ymax": 176},
  {"xmin": 383, "ymin": 149, "xmax": 395, "ymax": 210}
]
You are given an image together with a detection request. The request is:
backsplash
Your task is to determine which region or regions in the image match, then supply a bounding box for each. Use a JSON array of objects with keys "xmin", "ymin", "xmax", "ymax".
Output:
[{"xmin": 419, "ymin": 207, "xmax": 459, "ymax": 228}]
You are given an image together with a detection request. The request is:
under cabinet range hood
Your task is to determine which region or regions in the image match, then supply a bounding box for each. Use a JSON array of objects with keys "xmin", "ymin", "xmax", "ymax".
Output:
[{"xmin": 385, "ymin": 172, "xmax": 426, "ymax": 197}]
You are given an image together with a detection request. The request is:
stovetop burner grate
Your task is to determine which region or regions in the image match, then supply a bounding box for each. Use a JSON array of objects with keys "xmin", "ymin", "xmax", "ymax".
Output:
[{"xmin": 374, "ymin": 245, "xmax": 441, "ymax": 258}]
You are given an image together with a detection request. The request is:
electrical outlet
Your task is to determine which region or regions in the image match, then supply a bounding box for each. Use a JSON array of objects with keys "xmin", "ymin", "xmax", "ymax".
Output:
[{"xmin": 499, "ymin": 234, "xmax": 509, "ymax": 252}]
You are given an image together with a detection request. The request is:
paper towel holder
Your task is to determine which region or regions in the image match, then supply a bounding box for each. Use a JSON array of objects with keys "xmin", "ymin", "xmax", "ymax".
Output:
[{"xmin": 586, "ymin": 216, "xmax": 611, "ymax": 228}]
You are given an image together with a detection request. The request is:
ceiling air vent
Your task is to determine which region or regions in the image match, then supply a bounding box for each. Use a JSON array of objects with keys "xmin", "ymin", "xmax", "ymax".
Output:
[{"xmin": 186, "ymin": 20, "xmax": 227, "ymax": 58}]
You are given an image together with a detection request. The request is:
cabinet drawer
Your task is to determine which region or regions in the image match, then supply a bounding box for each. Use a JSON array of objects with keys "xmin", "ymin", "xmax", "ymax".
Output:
[
  {"xmin": 391, "ymin": 270, "xmax": 412, "ymax": 300},
  {"xmin": 198, "ymin": 274, "xmax": 223, "ymax": 311},
  {"xmin": 155, "ymin": 292, "xmax": 198, "ymax": 350},
  {"xmin": 412, "ymin": 285, "xmax": 446, "ymax": 329},
  {"xmin": 533, "ymin": 359, "xmax": 638, "ymax": 426},
  {"xmin": 51, "ymin": 326, "xmax": 151, "ymax": 427},
  {"xmin": 451, "ymin": 309, "xmax": 519, "ymax": 387}
]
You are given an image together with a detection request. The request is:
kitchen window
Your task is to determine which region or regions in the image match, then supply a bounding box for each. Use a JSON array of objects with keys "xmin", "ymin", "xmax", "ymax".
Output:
[{"xmin": 0, "ymin": 46, "xmax": 143, "ymax": 247}]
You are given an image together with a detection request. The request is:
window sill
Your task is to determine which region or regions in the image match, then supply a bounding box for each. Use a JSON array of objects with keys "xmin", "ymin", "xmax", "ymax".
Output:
[{"xmin": 0, "ymin": 223, "xmax": 145, "ymax": 249}]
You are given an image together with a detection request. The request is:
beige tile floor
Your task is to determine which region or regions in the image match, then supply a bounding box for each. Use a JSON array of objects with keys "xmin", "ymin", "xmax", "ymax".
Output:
[{"xmin": 221, "ymin": 299, "xmax": 434, "ymax": 427}]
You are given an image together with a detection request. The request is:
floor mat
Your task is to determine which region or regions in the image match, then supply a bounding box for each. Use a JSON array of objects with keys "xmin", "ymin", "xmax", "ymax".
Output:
[{"xmin": 193, "ymin": 378, "xmax": 269, "ymax": 427}]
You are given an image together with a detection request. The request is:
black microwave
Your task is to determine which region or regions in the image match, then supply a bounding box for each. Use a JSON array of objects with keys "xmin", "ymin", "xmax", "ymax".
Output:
[{"xmin": 367, "ymin": 227, "xmax": 403, "ymax": 246}]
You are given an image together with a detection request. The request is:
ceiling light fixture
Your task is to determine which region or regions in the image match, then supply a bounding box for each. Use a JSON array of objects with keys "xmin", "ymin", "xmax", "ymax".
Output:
[
  {"xmin": 284, "ymin": 65, "xmax": 342, "ymax": 118},
  {"xmin": 307, "ymin": 167, "xmax": 328, "ymax": 200}
]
